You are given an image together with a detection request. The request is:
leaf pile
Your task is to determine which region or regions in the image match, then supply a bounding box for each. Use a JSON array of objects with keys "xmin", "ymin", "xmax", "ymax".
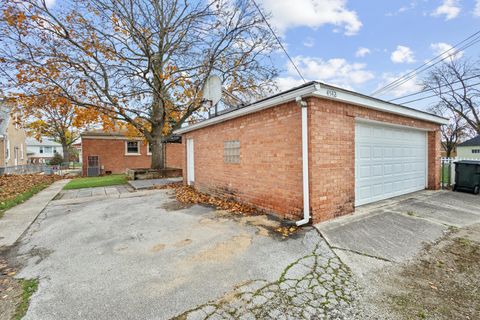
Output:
[
  {"xmin": 0, "ymin": 174, "xmax": 61, "ymax": 203},
  {"xmin": 153, "ymin": 182, "xmax": 183, "ymax": 190},
  {"xmin": 275, "ymin": 226, "xmax": 299, "ymax": 238},
  {"xmin": 175, "ymin": 186, "xmax": 259, "ymax": 216}
]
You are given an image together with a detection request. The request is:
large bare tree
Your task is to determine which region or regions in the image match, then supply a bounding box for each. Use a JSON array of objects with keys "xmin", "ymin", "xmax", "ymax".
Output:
[
  {"xmin": 424, "ymin": 58, "xmax": 480, "ymax": 136},
  {"xmin": 0, "ymin": 0, "xmax": 279, "ymax": 169},
  {"xmin": 428, "ymin": 104, "xmax": 468, "ymax": 157}
]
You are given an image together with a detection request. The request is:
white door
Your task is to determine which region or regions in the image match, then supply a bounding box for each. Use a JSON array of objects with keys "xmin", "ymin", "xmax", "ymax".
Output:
[
  {"xmin": 186, "ymin": 139, "xmax": 195, "ymax": 185},
  {"xmin": 355, "ymin": 121, "xmax": 427, "ymax": 206}
]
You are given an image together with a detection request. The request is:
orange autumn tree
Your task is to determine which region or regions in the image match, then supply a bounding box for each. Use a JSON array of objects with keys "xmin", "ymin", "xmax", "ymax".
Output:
[
  {"xmin": 15, "ymin": 88, "xmax": 99, "ymax": 162},
  {"xmin": 0, "ymin": 0, "xmax": 279, "ymax": 169}
]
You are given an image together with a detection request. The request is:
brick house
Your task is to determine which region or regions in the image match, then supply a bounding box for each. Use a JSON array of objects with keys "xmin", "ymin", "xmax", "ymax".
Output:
[
  {"xmin": 81, "ymin": 129, "xmax": 184, "ymax": 176},
  {"xmin": 175, "ymin": 82, "xmax": 448, "ymax": 224}
]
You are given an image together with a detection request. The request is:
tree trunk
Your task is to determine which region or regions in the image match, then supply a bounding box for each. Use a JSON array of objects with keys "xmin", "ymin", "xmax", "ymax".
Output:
[
  {"xmin": 150, "ymin": 136, "xmax": 166, "ymax": 169},
  {"xmin": 446, "ymin": 149, "xmax": 451, "ymax": 158},
  {"xmin": 61, "ymin": 143, "xmax": 70, "ymax": 163}
]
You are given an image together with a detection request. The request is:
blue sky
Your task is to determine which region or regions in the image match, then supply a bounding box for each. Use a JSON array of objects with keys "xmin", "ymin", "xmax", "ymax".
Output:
[
  {"xmin": 260, "ymin": 0, "xmax": 480, "ymax": 110},
  {"xmin": 41, "ymin": 0, "xmax": 480, "ymax": 111}
]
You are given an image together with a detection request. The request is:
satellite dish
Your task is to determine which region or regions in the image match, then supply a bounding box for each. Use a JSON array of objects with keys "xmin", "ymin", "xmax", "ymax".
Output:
[{"xmin": 202, "ymin": 75, "xmax": 222, "ymax": 106}]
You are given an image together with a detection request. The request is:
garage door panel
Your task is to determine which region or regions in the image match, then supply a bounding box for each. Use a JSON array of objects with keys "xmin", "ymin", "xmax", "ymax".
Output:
[{"xmin": 355, "ymin": 122, "xmax": 427, "ymax": 206}]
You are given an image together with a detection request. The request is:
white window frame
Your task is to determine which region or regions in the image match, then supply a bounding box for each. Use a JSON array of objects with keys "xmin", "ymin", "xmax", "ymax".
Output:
[
  {"xmin": 147, "ymin": 143, "xmax": 152, "ymax": 155},
  {"xmin": 472, "ymin": 149, "xmax": 480, "ymax": 154},
  {"xmin": 125, "ymin": 141, "xmax": 140, "ymax": 155}
]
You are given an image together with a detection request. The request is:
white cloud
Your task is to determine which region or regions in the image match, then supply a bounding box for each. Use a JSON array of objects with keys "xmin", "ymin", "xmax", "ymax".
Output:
[
  {"xmin": 391, "ymin": 45, "xmax": 415, "ymax": 64},
  {"xmin": 13, "ymin": 0, "xmax": 56, "ymax": 8},
  {"xmin": 474, "ymin": 0, "xmax": 480, "ymax": 16},
  {"xmin": 260, "ymin": 0, "xmax": 362, "ymax": 36},
  {"xmin": 355, "ymin": 47, "xmax": 371, "ymax": 57},
  {"xmin": 276, "ymin": 56, "xmax": 374, "ymax": 90},
  {"xmin": 376, "ymin": 72, "xmax": 422, "ymax": 98},
  {"xmin": 45, "ymin": 0, "xmax": 56, "ymax": 7},
  {"xmin": 303, "ymin": 37, "xmax": 315, "ymax": 48},
  {"xmin": 386, "ymin": 1, "xmax": 418, "ymax": 16},
  {"xmin": 275, "ymin": 77, "xmax": 306, "ymax": 91},
  {"xmin": 430, "ymin": 42, "xmax": 464, "ymax": 60},
  {"xmin": 431, "ymin": 0, "xmax": 461, "ymax": 20}
]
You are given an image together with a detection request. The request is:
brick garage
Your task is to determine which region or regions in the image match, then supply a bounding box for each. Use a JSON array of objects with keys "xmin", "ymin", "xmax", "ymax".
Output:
[
  {"xmin": 81, "ymin": 130, "xmax": 184, "ymax": 176},
  {"xmin": 175, "ymin": 82, "xmax": 447, "ymax": 224}
]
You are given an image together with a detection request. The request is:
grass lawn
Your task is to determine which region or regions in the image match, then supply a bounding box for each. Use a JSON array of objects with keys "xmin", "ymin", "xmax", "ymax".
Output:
[
  {"xmin": 441, "ymin": 164, "xmax": 451, "ymax": 184},
  {"xmin": 63, "ymin": 174, "xmax": 127, "ymax": 190},
  {"xmin": 0, "ymin": 183, "xmax": 50, "ymax": 219},
  {"xmin": 13, "ymin": 279, "xmax": 39, "ymax": 320}
]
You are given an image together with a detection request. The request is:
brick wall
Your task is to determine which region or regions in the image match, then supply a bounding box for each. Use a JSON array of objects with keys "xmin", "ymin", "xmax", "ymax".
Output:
[
  {"xmin": 166, "ymin": 142, "xmax": 184, "ymax": 169},
  {"xmin": 182, "ymin": 96, "xmax": 442, "ymax": 223},
  {"xmin": 308, "ymin": 97, "xmax": 441, "ymax": 223},
  {"xmin": 428, "ymin": 130, "xmax": 441, "ymax": 190},
  {"xmin": 82, "ymin": 138, "xmax": 183, "ymax": 176},
  {"xmin": 183, "ymin": 101, "xmax": 304, "ymax": 220}
]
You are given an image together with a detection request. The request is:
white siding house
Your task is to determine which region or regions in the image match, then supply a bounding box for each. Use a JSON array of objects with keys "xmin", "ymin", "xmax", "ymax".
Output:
[
  {"xmin": 457, "ymin": 136, "xmax": 480, "ymax": 159},
  {"xmin": 26, "ymin": 137, "xmax": 62, "ymax": 163}
]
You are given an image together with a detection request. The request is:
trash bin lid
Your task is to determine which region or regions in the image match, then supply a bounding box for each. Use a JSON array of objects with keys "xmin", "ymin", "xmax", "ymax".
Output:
[{"xmin": 454, "ymin": 160, "xmax": 480, "ymax": 165}]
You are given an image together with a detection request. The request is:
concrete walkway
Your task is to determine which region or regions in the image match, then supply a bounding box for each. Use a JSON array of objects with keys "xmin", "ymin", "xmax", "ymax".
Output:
[
  {"xmin": 55, "ymin": 185, "xmax": 132, "ymax": 200},
  {"xmin": 316, "ymin": 190, "xmax": 480, "ymax": 276},
  {"xmin": 127, "ymin": 177, "xmax": 182, "ymax": 190},
  {"xmin": 0, "ymin": 179, "xmax": 69, "ymax": 248}
]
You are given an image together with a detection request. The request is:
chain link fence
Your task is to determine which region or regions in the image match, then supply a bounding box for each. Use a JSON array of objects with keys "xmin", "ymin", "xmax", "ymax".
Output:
[{"xmin": 0, "ymin": 162, "xmax": 81, "ymax": 176}]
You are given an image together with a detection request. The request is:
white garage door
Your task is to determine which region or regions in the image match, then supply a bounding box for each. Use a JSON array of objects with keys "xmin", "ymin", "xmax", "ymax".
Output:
[{"xmin": 355, "ymin": 121, "xmax": 427, "ymax": 206}]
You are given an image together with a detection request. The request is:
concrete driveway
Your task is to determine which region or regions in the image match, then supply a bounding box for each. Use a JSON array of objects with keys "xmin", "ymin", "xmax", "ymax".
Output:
[
  {"xmin": 317, "ymin": 190, "xmax": 480, "ymax": 275},
  {"xmin": 13, "ymin": 189, "xmax": 357, "ymax": 320}
]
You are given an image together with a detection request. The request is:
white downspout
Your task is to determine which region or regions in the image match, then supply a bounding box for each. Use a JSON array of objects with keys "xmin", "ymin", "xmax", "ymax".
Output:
[{"xmin": 296, "ymin": 97, "xmax": 310, "ymax": 226}]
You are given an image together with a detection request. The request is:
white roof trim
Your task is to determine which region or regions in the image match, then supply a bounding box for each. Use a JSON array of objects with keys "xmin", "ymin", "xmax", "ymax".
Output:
[
  {"xmin": 313, "ymin": 83, "xmax": 448, "ymax": 125},
  {"xmin": 81, "ymin": 135, "xmax": 144, "ymax": 141},
  {"xmin": 175, "ymin": 83, "xmax": 319, "ymax": 134},
  {"xmin": 174, "ymin": 82, "xmax": 448, "ymax": 134}
]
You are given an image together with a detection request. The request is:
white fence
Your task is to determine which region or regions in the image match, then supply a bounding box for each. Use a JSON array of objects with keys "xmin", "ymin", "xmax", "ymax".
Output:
[{"xmin": 440, "ymin": 157, "xmax": 480, "ymax": 188}]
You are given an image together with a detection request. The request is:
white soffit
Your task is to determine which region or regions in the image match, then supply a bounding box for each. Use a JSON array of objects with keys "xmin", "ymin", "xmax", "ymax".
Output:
[
  {"xmin": 313, "ymin": 83, "xmax": 449, "ymax": 125},
  {"xmin": 174, "ymin": 82, "xmax": 448, "ymax": 134}
]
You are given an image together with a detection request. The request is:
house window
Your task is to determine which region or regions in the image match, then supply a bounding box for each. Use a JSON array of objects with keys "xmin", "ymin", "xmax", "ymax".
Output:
[
  {"xmin": 44, "ymin": 146, "xmax": 52, "ymax": 154},
  {"xmin": 39, "ymin": 147, "xmax": 44, "ymax": 154},
  {"xmin": 20, "ymin": 144, "xmax": 24, "ymax": 159},
  {"xmin": 224, "ymin": 140, "xmax": 240, "ymax": 164},
  {"xmin": 5, "ymin": 140, "xmax": 9, "ymax": 160},
  {"xmin": 147, "ymin": 143, "xmax": 152, "ymax": 155},
  {"xmin": 126, "ymin": 141, "xmax": 140, "ymax": 154},
  {"xmin": 472, "ymin": 149, "xmax": 480, "ymax": 154}
]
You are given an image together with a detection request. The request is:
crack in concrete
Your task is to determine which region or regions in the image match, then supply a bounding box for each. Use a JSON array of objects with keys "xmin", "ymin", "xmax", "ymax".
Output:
[
  {"xmin": 329, "ymin": 246, "xmax": 393, "ymax": 263},
  {"xmin": 173, "ymin": 240, "xmax": 359, "ymax": 320}
]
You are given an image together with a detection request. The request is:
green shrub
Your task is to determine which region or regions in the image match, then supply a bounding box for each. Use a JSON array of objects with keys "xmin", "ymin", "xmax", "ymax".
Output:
[{"xmin": 49, "ymin": 152, "xmax": 64, "ymax": 166}]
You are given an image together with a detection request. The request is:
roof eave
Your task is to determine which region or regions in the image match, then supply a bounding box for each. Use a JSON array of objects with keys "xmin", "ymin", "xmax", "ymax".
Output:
[
  {"xmin": 313, "ymin": 83, "xmax": 449, "ymax": 125},
  {"xmin": 174, "ymin": 83, "xmax": 320, "ymax": 134},
  {"xmin": 174, "ymin": 81, "xmax": 448, "ymax": 134}
]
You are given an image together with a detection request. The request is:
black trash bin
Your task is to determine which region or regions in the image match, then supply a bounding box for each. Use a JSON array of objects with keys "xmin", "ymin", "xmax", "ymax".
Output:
[{"xmin": 453, "ymin": 160, "xmax": 480, "ymax": 194}]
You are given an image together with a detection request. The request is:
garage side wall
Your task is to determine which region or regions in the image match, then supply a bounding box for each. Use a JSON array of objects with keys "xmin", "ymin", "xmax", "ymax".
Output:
[
  {"xmin": 309, "ymin": 97, "xmax": 442, "ymax": 223},
  {"xmin": 183, "ymin": 102, "xmax": 304, "ymax": 220}
]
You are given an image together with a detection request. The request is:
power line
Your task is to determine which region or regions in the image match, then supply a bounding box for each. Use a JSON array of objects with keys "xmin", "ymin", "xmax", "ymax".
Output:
[
  {"xmin": 371, "ymin": 30, "xmax": 480, "ymax": 96},
  {"xmin": 389, "ymin": 74, "xmax": 480, "ymax": 102},
  {"xmin": 379, "ymin": 36, "xmax": 480, "ymax": 97},
  {"xmin": 372, "ymin": 32, "xmax": 480, "ymax": 96},
  {"xmin": 399, "ymin": 81, "xmax": 480, "ymax": 104},
  {"xmin": 250, "ymin": 0, "xmax": 306, "ymax": 83},
  {"xmin": 373, "ymin": 34, "xmax": 480, "ymax": 97}
]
